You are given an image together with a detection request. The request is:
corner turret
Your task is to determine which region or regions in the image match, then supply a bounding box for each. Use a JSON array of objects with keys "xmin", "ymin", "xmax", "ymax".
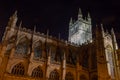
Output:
[
  {"xmin": 78, "ymin": 8, "xmax": 83, "ymax": 20},
  {"xmin": 7, "ymin": 10, "xmax": 18, "ymax": 28}
]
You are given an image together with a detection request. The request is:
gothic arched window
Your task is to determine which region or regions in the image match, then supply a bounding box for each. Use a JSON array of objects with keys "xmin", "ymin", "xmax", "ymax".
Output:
[
  {"xmin": 80, "ymin": 75, "xmax": 87, "ymax": 80},
  {"xmin": 11, "ymin": 63, "xmax": 25, "ymax": 76},
  {"xmin": 66, "ymin": 49, "xmax": 76, "ymax": 65},
  {"xmin": 15, "ymin": 42, "xmax": 28, "ymax": 55},
  {"xmin": 65, "ymin": 72, "xmax": 74, "ymax": 80},
  {"xmin": 91, "ymin": 50, "xmax": 97, "ymax": 69},
  {"xmin": 34, "ymin": 41, "xmax": 42, "ymax": 59},
  {"xmin": 31, "ymin": 66, "xmax": 43, "ymax": 78},
  {"xmin": 49, "ymin": 70, "xmax": 59, "ymax": 80},
  {"xmin": 51, "ymin": 46, "xmax": 56, "ymax": 62},
  {"xmin": 55, "ymin": 47, "xmax": 64, "ymax": 62},
  {"xmin": 82, "ymin": 49, "xmax": 89, "ymax": 68},
  {"xmin": 34, "ymin": 47, "xmax": 42, "ymax": 58}
]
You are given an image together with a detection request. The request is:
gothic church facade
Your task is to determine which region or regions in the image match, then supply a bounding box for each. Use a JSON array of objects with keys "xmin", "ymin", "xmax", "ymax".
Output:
[{"xmin": 0, "ymin": 9, "xmax": 120, "ymax": 80}]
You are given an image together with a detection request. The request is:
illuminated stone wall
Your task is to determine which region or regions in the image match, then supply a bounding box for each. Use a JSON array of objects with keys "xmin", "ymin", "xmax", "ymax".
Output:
[{"xmin": 0, "ymin": 10, "xmax": 120, "ymax": 80}]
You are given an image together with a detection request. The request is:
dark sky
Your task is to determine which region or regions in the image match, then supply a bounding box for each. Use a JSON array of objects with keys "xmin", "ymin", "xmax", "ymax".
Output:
[{"xmin": 0, "ymin": 0, "xmax": 120, "ymax": 44}]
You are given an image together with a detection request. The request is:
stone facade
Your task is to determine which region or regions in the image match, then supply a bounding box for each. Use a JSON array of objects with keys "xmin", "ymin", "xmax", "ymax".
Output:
[{"xmin": 0, "ymin": 10, "xmax": 120, "ymax": 80}]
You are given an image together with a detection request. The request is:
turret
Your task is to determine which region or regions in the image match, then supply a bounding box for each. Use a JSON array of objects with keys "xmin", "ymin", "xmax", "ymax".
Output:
[
  {"xmin": 101, "ymin": 24, "xmax": 105, "ymax": 37},
  {"xmin": 86, "ymin": 12, "xmax": 91, "ymax": 24},
  {"xmin": 69, "ymin": 17, "xmax": 73, "ymax": 27},
  {"xmin": 111, "ymin": 28, "xmax": 118, "ymax": 50},
  {"xmin": 78, "ymin": 8, "xmax": 82, "ymax": 20},
  {"xmin": 7, "ymin": 10, "xmax": 18, "ymax": 28}
]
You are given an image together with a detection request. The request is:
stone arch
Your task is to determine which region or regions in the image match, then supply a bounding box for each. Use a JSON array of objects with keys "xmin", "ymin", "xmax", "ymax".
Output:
[
  {"xmin": 31, "ymin": 66, "xmax": 43, "ymax": 78},
  {"xmin": 11, "ymin": 62, "xmax": 25, "ymax": 76},
  {"xmin": 48, "ymin": 69, "xmax": 60, "ymax": 80},
  {"xmin": 80, "ymin": 74, "xmax": 87, "ymax": 80},
  {"xmin": 65, "ymin": 72, "xmax": 74, "ymax": 80}
]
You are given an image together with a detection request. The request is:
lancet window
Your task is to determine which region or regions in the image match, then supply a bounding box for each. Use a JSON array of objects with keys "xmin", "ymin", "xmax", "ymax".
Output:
[
  {"xmin": 34, "ymin": 41, "xmax": 42, "ymax": 59},
  {"xmin": 82, "ymin": 49, "xmax": 89, "ymax": 68},
  {"xmin": 91, "ymin": 50, "xmax": 97, "ymax": 69},
  {"xmin": 55, "ymin": 47, "xmax": 64, "ymax": 62},
  {"xmin": 66, "ymin": 49, "xmax": 76, "ymax": 65},
  {"xmin": 51, "ymin": 46, "xmax": 56, "ymax": 62}
]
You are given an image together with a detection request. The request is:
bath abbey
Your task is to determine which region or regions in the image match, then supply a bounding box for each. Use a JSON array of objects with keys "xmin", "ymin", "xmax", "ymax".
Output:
[{"xmin": 0, "ymin": 9, "xmax": 120, "ymax": 80}]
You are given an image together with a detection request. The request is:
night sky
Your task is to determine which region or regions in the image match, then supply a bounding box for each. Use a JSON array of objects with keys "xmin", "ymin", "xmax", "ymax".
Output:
[{"xmin": 0, "ymin": 0, "xmax": 120, "ymax": 45}]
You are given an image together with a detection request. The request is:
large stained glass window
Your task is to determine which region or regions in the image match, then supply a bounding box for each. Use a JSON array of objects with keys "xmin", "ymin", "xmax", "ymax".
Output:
[
  {"xmin": 82, "ymin": 50, "xmax": 89, "ymax": 68},
  {"xmin": 66, "ymin": 49, "xmax": 76, "ymax": 65},
  {"xmin": 51, "ymin": 46, "xmax": 56, "ymax": 62},
  {"xmin": 33, "ymin": 41, "xmax": 43, "ymax": 59},
  {"xmin": 54, "ymin": 47, "xmax": 64, "ymax": 62},
  {"xmin": 15, "ymin": 43, "xmax": 28, "ymax": 55},
  {"xmin": 34, "ymin": 47, "xmax": 42, "ymax": 58}
]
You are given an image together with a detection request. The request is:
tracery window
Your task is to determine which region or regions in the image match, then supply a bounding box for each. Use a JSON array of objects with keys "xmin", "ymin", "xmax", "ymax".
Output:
[
  {"xmin": 55, "ymin": 47, "xmax": 64, "ymax": 62},
  {"xmin": 15, "ymin": 43, "xmax": 28, "ymax": 55},
  {"xmin": 49, "ymin": 70, "xmax": 59, "ymax": 80},
  {"xmin": 82, "ymin": 50, "xmax": 89, "ymax": 68},
  {"xmin": 11, "ymin": 63, "xmax": 25, "ymax": 76},
  {"xmin": 65, "ymin": 72, "xmax": 74, "ymax": 80},
  {"xmin": 66, "ymin": 49, "xmax": 76, "ymax": 65},
  {"xmin": 34, "ymin": 47, "xmax": 42, "ymax": 58},
  {"xmin": 31, "ymin": 66, "xmax": 43, "ymax": 78},
  {"xmin": 34, "ymin": 41, "xmax": 43, "ymax": 59},
  {"xmin": 51, "ymin": 46, "xmax": 56, "ymax": 62}
]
